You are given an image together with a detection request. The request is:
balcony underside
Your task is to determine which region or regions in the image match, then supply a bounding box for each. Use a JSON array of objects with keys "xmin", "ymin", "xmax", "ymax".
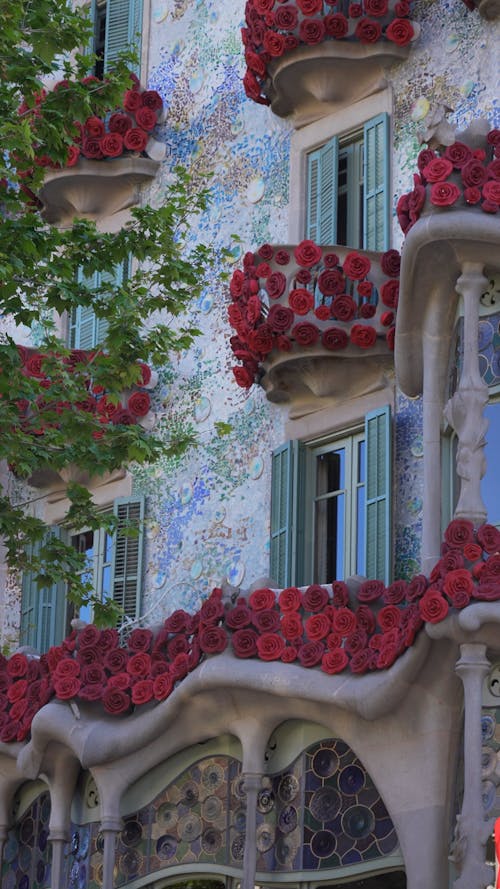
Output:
[{"xmin": 267, "ymin": 42, "xmax": 409, "ymax": 126}]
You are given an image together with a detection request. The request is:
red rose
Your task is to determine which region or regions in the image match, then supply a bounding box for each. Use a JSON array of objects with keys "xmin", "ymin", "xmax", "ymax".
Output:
[
  {"xmin": 380, "ymin": 311, "xmax": 393, "ymax": 327},
  {"xmin": 323, "ymin": 252, "xmax": 339, "ymax": 268},
  {"xmin": 417, "ymin": 149, "xmax": 436, "ymax": 174},
  {"xmin": 66, "ymin": 145, "xmax": 80, "ymax": 167},
  {"xmin": 380, "ymin": 279, "xmax": 399, "ymax": 308},
  {"xmin": 343, "ymin": 252, "xmax": 371, "ymax": 280},
  {"xmin": 256, "ymin": 262, "xmax": 272, "ymax": 279},
  {"xmin": 263, "ymin": 30, "xmax": 286, "ymax": 56},
  {"xmin": 123, "ymin": 89, "xmax": 142, "ymax": 112},
  {"xmin": 10, "ymin": 699, "xmax": 28, "ymax": 721},
  {"xmin": 359, "ymin": 303, "xmax": 376, "ymax": 319},
  {"xmin": 332, "ymin": 607, "xmax": 357, "ymax": 636},
  {"xmin": 464, "ymin": 187, "xmax": 481, "ymax": 205},
  {"xmin": 171, "ymin": 653, "xmax": 189, "ymax": 680},
  {"xmin": 248, "ymin": 324, "xmax": 274, "ymax": 354},
  {"xmin": 275, "ymin": 249, "xmax": 290, "ymax": 265},
  {"xmin": 461, "ymin": 161, "xmax": 487, "ymax": 188},
  {"xmin": 377, "ymin": 605, "xmax": 401, "ymax": 631},
  {"xmin": 298, "ymin": 640, "xmax": 325, "ymax": 667},
  {"xmin": 482, "ymin": 555, "xmax": 500, "ymax": 580},
  {"xmin": 297, "ymin": 0, "xmax": 322, "ymax": 12},
  {"xmin": 249, "ymin": 587, "xmax": 276, "ymax": 611},
  {"xmin": 302, "ymin": 584, "xmax": 329, "ymax": 612},
  {"xmin": 102, "ymin": 687, "xmax": 131, "ymax": 714},
  {"xmin": 252, "ymin": 609, "xmax": 280, "ymax": 633},
  {"xmin": 167, "ymin": 635, "xmax": 189, "ymax": 659},
  {"xmin": 331, "ymin": 581, "xmax": 349, "ymax": 606},
  {"xmin": 422, "ymin": 157, "xmax": 453, "ymax": 183},
  {"xmin": 140, "ymin": 89, "xmax": 163, "ymax": 111},
  {"xmin": 358, "ymin": 579, "xmax": 385, "ymax": 603},
  {"xmin": 363, "ymin": 0, "xmax": 388, "ymax": 14},
  {"xmin": 321, "ymin": 648, "xmax": 349, "ymax": 674},
  {"xmin": 483, "ymin": 181, "xmax": 500, "ymax": 204},
  {"xmin": 126, "ymin": 390, "xmax": 151, "ymax": 418},
  {"xmin": 232, "ymin": 628, "xmax": 259, "ymax": 657},
  {"xmin": 473, "ymin": 582, "xmax": 500, "ymax": 602},
  {"xmin": 331, "ymin": 295, "xmax": 357, "ymax": 321},
  {"xmin": 394, "ymin": 0, "xmax": 410, "ymax": 12},
  {"xmin": 258, "ymin": 245, "xmax": 274, "ymax": 262},
  {"xmin": 53, "ymin": 676, "xmax": 81, "ymax": 700},
  {"xmin": 153, "ymin": 671, "xmax": 174, "ymax": 700},
  {"xmin": 233, "ymin": 366, "xmax": 254, "ymax": 389},
  {"xmin": 81, "ymin": 138, "xmax": 104, "ymax": 159},
  {"xmin": 135, "ymin": 107, "xmax": 158, "ymax": 131},
  {"xmin": 127, "ymin": 652, "xmax": 152, "ymax": 677},
  {"xmin": 299, "ymin": 18, "xmax": 326, "ymax": 43},
  {"xmin": 442, "ymin": 549, "xmax": 464, "ymax": 572},
  {"xmin": 481, "ymin": 200, "xmax": 499, "ymax": 214},
  {"xmin": 130, "ymin": 679, "xmax": 153, "ymax": 705},
  {"xmin": 256, "ymin": 632, "xmax": 285, "ymax": 661},
  {"xmin": 7, "ymin": 679, "xmax": 28, "ymax": 703},
  {"xmin": 477, "ymin": 524, "xmax": 500, "ymax": 553},
  {"xmin": 281, "ymin": 647, "xmax": 298, "ymax": 663},
  {"xmin": 354, "ymin": 18, "xmax": 382, "ymax": 42},
  {"xmin": 128, "ymin": 628, "xmax": 153, "ymax": 652},
  {"xmin": 243, "ymin": 70, "xmax": 265, "ymax": 104},
  {"xmin": 419, "ymin": 590, "xmax": 449, "ymax": 623},
  {"xmin": 105, "ymin": 649, "xmax": 128, "ymax": 674},
  {"xmin": 383, "ymin": 580, "xmax": 407, "ymax": 605},
  {"xmin": 345, "ymin": 628, "xmax": 367, "ymax": 655},
  {"xmin": 349, "ymin": 2, "xmax": 363, "ymax": 14},
  {"xmin": 200, "ymin": 593, "xmax": 224, "ymax": 624},
  {"xmin": 226, "ymin": 603, "xmax": 252, "ymax": 629},
  {"xmin": 294, "ymin": 240, "xmax": 322, "ymax": 268},
  {"xmin": 315, "ymin": 305, "xmax": 331, "ymax": 320},
  {"xmin": 444, "ymin": 142, "xmax": 473, "ymax": 169},
  {"xmin": 350, "ymin": 650, "xmax": 372, "ymax": 673},
  {"xmin": 487, "ymin": 159, "xmax": 500, "ymax": 180},
  {"xmin": 381, "ymin": 249, "xmax": 401, "ymax": 278},
  {"xmin": 265, "ymin": 272, "xmax": 287, "ymax": 301},
  {"xmin": 53, "ymin": 658, "xmax": 80, "ymax": 680},
  {"xmin": 385, "ymin": 17, "xmax": 414, "ymax": 45},
  {"xmin": 358, "ymin": 281, "xmax": 373, "ymax": 298},
  {"xmin": 321, "ymin": 327, "xmax": 348, "ymax": 350},
  {"xmin": 280, "ymin": 612, "xmax": 304, "ymax": 641},
  {"xmin": 305, "ymin": 613, "xmax": 331, "ymax": 641},
  {"xmin": 292, "ymin": 322, "xmax": 319, "ymax": 345},
  {"xmin": 350, "ymin": 324, "xmax": 377, "ymax": 348},
  {"xmin": 98, "ymin": 132, "xmax": 123, "ymax": 158},
  {"xmin": 324, "ymin": 12, "xmax": 349, "ymax": 37},
  {"xmin": 268, "ymin": 304, "xmax": 294, "ymax": 332},
  {"xmin": 386, "ymin": 326, "xmax": 394, "ymax": 350},
  {"xmin": 279, "ymin": 587, "xmax": 302, "ymax": 612},
  {"xmin": 445, "ymin": 519, "xmax": 475, "ymax": 548},
  {"xmin": 107, "ymin": 672, "xmax": 131, "ymax": 690},
  {"xmin": 123, "ymin": 128, "xmax": 148, "ymax": 152},
  {"xmin": 25, "ymin": 354, "xmax": 46, "ymax": 378},
  {"xmin": 430, "ymin": 181, "xmax": 461, "ymax": 207},
  {"xmin": 84, "ymin": 116, "xmax": 105, "ymax": 138},
  {"xmin": 463, "ymin": 542, "xmax": 482, "ymax": 562},
  {"xmin": 164, "ymin": 609, "xmax": 191, "ymax": 633},
  {"xmin": 6, "ymin": 653, "xmax": 28, "ymax": 677}
]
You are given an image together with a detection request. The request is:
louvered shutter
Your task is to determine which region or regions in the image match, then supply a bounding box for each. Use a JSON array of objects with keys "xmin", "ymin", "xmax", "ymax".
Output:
[
  {"xmin": 363, "ymin": 113, "xmax": 390, "ymax": 251},
  {"xmin": 270, "ymin": 442, "xmax": 305, "ymax": 587},
  {"xmin": 365, "ymin": 406, "xmax": 392, "ymax": 584},
  {"xmin": 110, "ymin": 496, "xmax": 145, "ymax": 621},
  {"xmin": 306, "ymin": 137, "xmax": 338, "ymax": 245},
  {"xmin": 20, "ymin": 529, "xmax": 67, "ymax": 652},
  {"xmin": 104, "ymin": 0, "xmax": 143, "ymax": 75}
]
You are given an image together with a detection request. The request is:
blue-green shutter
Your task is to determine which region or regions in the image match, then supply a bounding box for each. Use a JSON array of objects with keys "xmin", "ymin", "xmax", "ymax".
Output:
[
  {"xmin": 365, "ymin": 406, "xmax": 392, "ymax": 584},
  {"xmin": 104, "ymin": 0, "xmax": 143, "ymax": 75},
  {"xmin": 110, "ymin": 496, "xmax": 145, "ymax": 621},
  {"xmin": 270, "ymin": 442, "xmax": 305, "ymax": 587},
  {"xmin": 363, "ymin": 113, "xmax": 390, "ymax": 251},
  {"xmin": 20, "ymin": 528, "xmax": 67, "ymax": 652},
  {"xmin": 71, "ymin": 260, "xmax": 129, "ymax": 348},
  {"xmin": 306, "ymin": 137, "xmax": 338, "ymax": 245}
]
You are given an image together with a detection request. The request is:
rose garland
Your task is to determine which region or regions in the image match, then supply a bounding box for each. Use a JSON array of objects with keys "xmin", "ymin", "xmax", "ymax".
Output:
[
  {"xmin": 397, "ymin": 127, "xmax": 500, "ymax": 235},
  {"xmin": 228, "ymin": 240, "xmax": 399, "ymax": 390},
  {"xmin": 18, "ymin": 75, "xmax": 163, "ymax": 170},
  {"xmin": 242, "ymin": 0, "xmax": 416, "ymax": 106},
  {"xmin": 1, "ymin": 518, "xmax": 500, "ymax": 743},
  {"xmin": 13, "ymin": 346, "xmax": 154, "ymax": 441}
]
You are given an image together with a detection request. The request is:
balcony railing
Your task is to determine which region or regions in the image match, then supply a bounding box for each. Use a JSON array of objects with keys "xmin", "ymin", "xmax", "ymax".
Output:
[
  {"xmin": 242, "ymin": 0, "xmax": 419, "ymax": 123},
  {"xmin": 228, "ymin": 241, "xmax": 399, "ymax": 412}
]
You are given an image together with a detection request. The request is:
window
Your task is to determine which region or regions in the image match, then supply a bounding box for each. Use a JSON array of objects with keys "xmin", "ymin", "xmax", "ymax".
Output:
[
  {"xmin": 20, "ymin": 496, "xmax": 145, "ymax": 651},
  {"xmin": 70, "ymin": 259, "xmax": 129, "ymax": 350},
  {"xmin": 305, "ymin": 113, "xmax": 390, "ymax": 251},
  {"xmin": 89, "ymin": 0, "xmax": 143, "ymax": 78},
  {"xmin": 270, "ymin": 407, "xmax": 391, "ymax": 587}
]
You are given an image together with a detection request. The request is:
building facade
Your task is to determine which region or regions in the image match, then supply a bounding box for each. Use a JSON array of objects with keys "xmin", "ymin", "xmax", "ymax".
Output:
[{"xmin": 0, "ymin": 1, "xmax": 500, "ymax": 888}]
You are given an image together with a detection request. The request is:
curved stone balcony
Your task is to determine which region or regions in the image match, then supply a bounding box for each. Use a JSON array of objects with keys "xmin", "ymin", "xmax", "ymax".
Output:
[
  {"xmin": 228, "ymin": 241, "xmax": 399, "ymax": 416},
  {"xmin": 460, "ymin": 0, "xmax": 500, "ymax": 18},
  {"xmin": 242, "ymin": 0, "xmax": 419, "ymax": 125}
]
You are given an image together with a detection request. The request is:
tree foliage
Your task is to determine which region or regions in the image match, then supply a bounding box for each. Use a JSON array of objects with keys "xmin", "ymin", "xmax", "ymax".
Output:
[{"xmin": 0, "ymin": 0, "xmax": 218, "ymax": 625}]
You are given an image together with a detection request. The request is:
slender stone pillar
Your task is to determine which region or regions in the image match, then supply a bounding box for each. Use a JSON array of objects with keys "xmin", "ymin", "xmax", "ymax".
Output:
[
  {"xmin": 49, "ymin": 832, "xmax": 66, "ymax": 889},
  {"xmin": 241, "ymin": 772, "xmax": 263, "ymax": 889},
  {"xmin": 101, "ymin": 818, "xmax": 121, "ymax": 889},
  {"xmin": 444, "ymin": 262, "xmax": 489, "ymax": 526},
  {"xmin": 454, "ymin": 643, "xmax": 494, "ymax": 889}
]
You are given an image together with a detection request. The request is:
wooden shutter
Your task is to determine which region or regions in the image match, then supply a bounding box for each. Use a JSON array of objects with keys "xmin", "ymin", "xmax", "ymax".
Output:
[
  {"xmin": 104, "ymin": 0, "xmax": 143, "ymax": 75},
  {"xmin": 363, "ymin": 113, "xmax": 390, "ymax": 251},
  {"xmin": 365, "ymin": 406, "xmax": 392, "ymax": 584},
  {"xmin": 270, "ymin": 442, "xmax": 305, "ymax": 587},
  {"xmin": 110, "ymin": 496, "xmax": 145, "ymax": 621},
  {"xmin": 71, "ymin": 260, "xmax": 129, "ymax": 348},
  {"xmin": 306, "ymin": 137, "xmax": 338, "ymax": 245},
  {"xmin": 20, "ymin": 529, "xmax": 66, "ymax": 652}
]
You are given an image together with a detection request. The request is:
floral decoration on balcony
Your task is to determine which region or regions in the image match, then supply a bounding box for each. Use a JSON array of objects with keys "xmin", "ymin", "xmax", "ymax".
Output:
[
  {"xmin": 397, "ymin": 126, "xmax": 500, "ymax": 235},
  {"xmin": 14, "ymin": 345, "xmax": 156, "ymax": 440},
  {"xmin": 242, "ymin": 0, "xmax": 417, "ymax": 105},
  {"xmin": 1, "ymin": 518, "xmax": 500, "ymax": 743},
  {"xmin": 19, "ymin": 75, "xmax": 165, "ymax": 170},
  {"xmin": 227, "ymin": 241, "xmax": 399, "ymax": 390}
]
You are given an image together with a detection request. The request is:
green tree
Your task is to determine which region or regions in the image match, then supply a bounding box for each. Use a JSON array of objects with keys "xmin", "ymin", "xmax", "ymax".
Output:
[{"xmin": 0, "ymin": 0, "xmax": 217, "ymax": 625}]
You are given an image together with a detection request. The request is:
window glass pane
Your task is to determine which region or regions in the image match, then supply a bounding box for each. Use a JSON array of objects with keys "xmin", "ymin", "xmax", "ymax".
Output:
[
  {"xmin": 314, "ymin": 492, "xmax": 344, "ymax": 582},
  {"xmin": 101, "ymin": 565, "xmax": 111, "ymax": 600},
  {"xmin": 482, "ymin": 403, "xmax": 500, "ymax": 526},
  {"xmin": 316, "ymin": 448, "xmax": 345, "ymax": 496}
]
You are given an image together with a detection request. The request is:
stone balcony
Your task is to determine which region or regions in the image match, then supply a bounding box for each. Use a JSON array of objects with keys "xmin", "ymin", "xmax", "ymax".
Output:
[
  {"xmin": 242, "ymin": 0, "xmax": 419, "ymax": 125},
  {"xmin": 228, "ymin": 241, "xmax": 399, "ymax": 416}
]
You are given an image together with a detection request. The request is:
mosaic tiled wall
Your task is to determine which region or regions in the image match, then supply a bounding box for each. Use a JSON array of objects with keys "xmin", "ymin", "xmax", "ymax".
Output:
[{"xmin": 126, "ymin": 0, "xmax": 500, "ymax": 620}]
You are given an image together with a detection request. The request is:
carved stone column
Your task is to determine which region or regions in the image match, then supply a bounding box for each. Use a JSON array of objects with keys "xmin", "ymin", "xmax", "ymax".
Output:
[
  {"xmin": 241, "ymin": 772, "xmax": 263, "ymax": 889},
  {"xmin": 101, "ymin": 818, "xmax": 121, "ymax": 889},
  {"xmin": 444, "ymin": 262, "xmax": 489, "ymax": 526},
  {"xmin": 49, "ymin": 832, "xmax": 66, "ymax": 889},
  {"xmin": 454, "ymin": 643, "xmax": 494, "ymax": 889}
]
